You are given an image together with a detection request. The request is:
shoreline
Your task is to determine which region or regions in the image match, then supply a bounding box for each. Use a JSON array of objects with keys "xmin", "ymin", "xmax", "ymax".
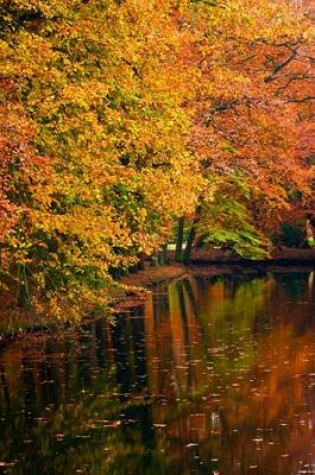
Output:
[
  {"xmin": 115, "ymin": 247, "xmax": 315, "ymax": 310},
  {"xmin": 0, "ymin": 248, "xmax": 314, "ymax": 348}
]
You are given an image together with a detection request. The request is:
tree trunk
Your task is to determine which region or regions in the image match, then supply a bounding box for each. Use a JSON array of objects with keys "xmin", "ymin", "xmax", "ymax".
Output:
[
  {"xmin": 183, "ymin": 207, "xmax": 201, "ymax": 264},
  {"xmin": 137, "ymin": 252, "xmax": 146, "ymax": 271},
  {"xmin": 175, "ymin": 216, "xmax": 185, "ymax": 262},
  {"xmin": 16, "ymin": 265, "xmax": 30, "ymax": 307},
  {"xmin": 183, "ymin": 224, "xmax": 196, "ymax": 264},
  {"xmin": 162, "ymin": 243, "xmax": 168, "ymax": 264},
  {"xmin": 151, "ymin": 255, "xmax": 159, "ymax": 267},
  {"xmin": 158, "ymin": 244, "xmax": 168, "ymax": 266}
]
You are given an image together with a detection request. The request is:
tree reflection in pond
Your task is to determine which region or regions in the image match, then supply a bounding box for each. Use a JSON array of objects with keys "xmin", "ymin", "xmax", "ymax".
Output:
[{"xmin": 0, "ymin": 271, "xmax": 315, "ymax": 474}]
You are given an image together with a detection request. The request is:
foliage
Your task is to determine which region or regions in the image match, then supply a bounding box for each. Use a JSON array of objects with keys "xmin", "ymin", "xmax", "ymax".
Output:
[
  {"xmin": 181, "ymin": 0, "xmax": 314, "ymax": 257},
  {"xmin": 196, "ymin": 176, "xmax": 269, "ymax": 259},
  {"xmin": 0, "ymin": 0, "xmax": 313, "ymax": 319},
  {"xmin": 0, "ymin": 0, "xmax": 198, "ymax": 318}
]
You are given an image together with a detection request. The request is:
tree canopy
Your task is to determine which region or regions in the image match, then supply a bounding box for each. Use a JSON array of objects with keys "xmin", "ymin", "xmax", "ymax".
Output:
[{"xmin": 0, "ymin": 0, "xmax": 313, "ymax": 319}]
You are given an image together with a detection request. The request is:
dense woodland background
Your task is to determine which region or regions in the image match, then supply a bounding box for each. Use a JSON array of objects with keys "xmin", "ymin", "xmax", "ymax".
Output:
[{"xmin": 0, "ymin": 0, "xmax": 314, "ymax": 321}]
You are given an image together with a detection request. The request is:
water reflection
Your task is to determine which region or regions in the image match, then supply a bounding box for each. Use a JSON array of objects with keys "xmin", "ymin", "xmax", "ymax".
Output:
[{"xmin": 0, "ymin": 271, "xmax": 315, "ymax": 474}]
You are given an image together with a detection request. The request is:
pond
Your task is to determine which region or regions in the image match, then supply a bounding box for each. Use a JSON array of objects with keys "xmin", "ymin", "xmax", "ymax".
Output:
[{"xmin": 0, "ymin": 270, "xmax": 315, "ymax": 474}]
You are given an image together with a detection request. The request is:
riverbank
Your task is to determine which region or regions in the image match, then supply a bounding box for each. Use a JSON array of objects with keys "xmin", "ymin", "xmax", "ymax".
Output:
[
  {"xmin": 0, "ymin": 246, "xmax": 314, "ymax": 345},
  {"xmin": 116, "ymin": 246, "xmax": 315, "ymax": 309},
  {"xmin": 189, "ymin": 246, "xmax": 315, "ymax": 265}
]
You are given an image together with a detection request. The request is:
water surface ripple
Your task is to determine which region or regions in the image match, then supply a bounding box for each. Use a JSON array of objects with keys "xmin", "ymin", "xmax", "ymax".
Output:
[{"xmin": 0, "ymin": 271, "xmax": 315, "ymax": 474}]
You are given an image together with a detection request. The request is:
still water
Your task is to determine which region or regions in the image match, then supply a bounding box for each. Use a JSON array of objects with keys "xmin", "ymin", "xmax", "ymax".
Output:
[{"xmin": 0, "ymin": 271, "xmax": 315, "ymax": 474}]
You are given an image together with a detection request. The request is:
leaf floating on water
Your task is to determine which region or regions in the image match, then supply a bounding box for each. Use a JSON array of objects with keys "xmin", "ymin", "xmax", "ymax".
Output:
[
  {"xmin": 102, "ymin": 420, "xmax": 122, "ymax": 429},
  {"xmin": 0, "ymin": 462, "xmax": 17, "ymax": 467}
]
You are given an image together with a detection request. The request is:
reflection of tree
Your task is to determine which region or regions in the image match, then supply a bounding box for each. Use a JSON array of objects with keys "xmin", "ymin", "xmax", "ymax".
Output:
[
  {"xmin": 111, "ymin": 306, "xmax": 149, "ymax": 398},
  {"xmin": 165, "ymin": 275, "xmax": 274, "ymax": 395},
  {"xmin": 0, "ymin": 272, "xmax": 315, "ymax": 474},
  {"xmin": 145, "ymin": 272, "xmax": 315, "ymax": 474},
  {"xmin": 274, "ymin": 272, "xmax": 311, "ymax": 300},
  {"xmin": 0, "ymin": 319, "xmax": 175, "ymax": 474},
  {"xmin": 0, "ymin": 363, "xmax": 10, "ymax": 407}
]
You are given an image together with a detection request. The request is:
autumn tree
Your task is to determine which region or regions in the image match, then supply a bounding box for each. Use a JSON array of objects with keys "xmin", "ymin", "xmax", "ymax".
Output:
[
  {"xmin": 0, "ymin": 85, "xmax": 48, "ymax": 304},
  {"xmin": 0, "ymin": 0, "xmax": 199, "ymax": 318},
  {"xmin": 176, "ymin": 0, "xmax": 314, "ymax": 260}
]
